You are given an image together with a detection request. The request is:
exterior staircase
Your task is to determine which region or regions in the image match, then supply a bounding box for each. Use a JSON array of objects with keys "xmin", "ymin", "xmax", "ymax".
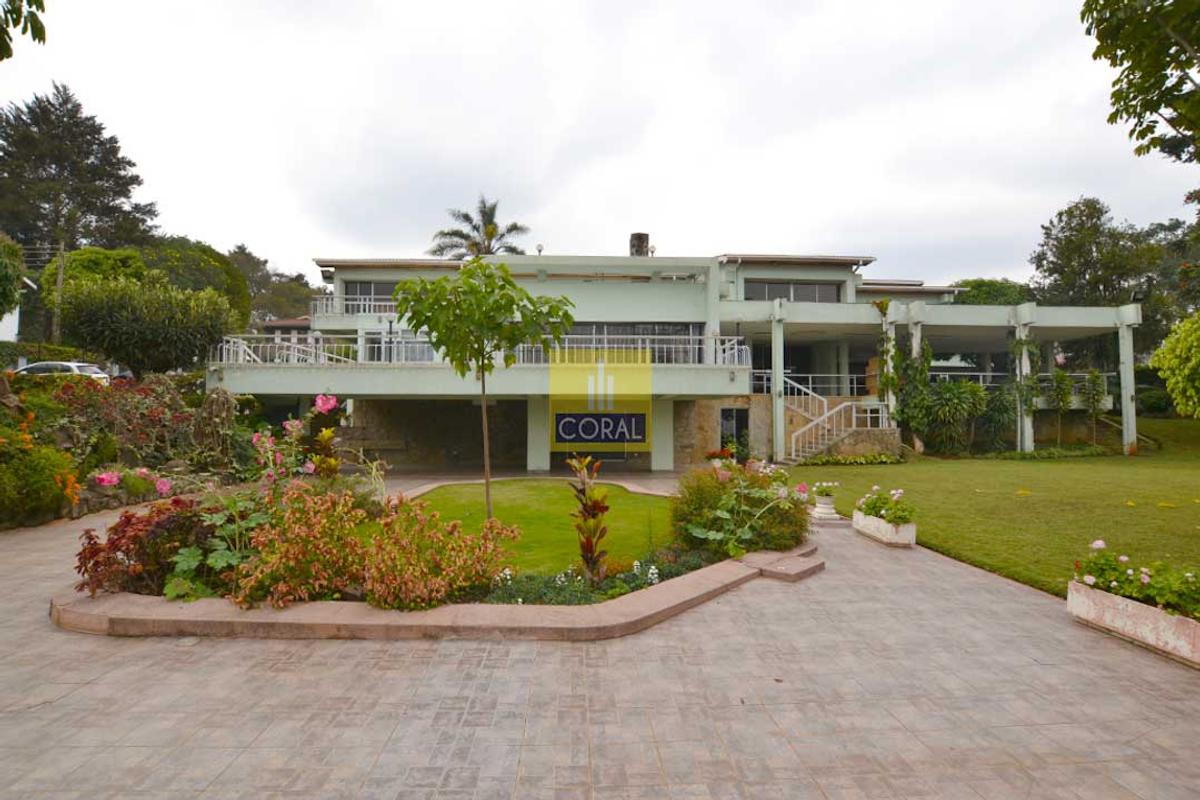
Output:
[{"xmin": 777, "ymin": 377, "xmax": 892, "ymax": 465}]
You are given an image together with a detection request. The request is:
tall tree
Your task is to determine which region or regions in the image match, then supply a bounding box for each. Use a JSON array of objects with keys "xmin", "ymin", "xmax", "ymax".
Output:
[
  {"xmin": 0, "ymin": 84, "xmax": 157, "ymax": 248},
  {"xmin": 393, "ymin": 259, "xmax": 573, "ymax": 517},
  {"xmin": 1082, "ymin": 0, "xmax": 1200, "ymax": 163},
  {"xmin": 227, "ymin": 243, "xmax": 273, "ymax": 297},
  {"xmin": 951, "ymin": 278, "xmax": 1033, "ymax": 306},
  {"xmin": 428, "ymin": 195, "xmax": 529, "ymax": 259},
  {"xmin": 1030, "ymin": 197, "xmax": 1169, "ymax": 363},
  {"xmin": 139, "ymin": 236, "xmax": 251, "ymax": 329},
  {"xmin": 1, "ymin": 0, "xmax": 45, "ymax": 61},
  {"xmin": 254, "ymin": 273, "xmax": 316, "ymax": 322}
]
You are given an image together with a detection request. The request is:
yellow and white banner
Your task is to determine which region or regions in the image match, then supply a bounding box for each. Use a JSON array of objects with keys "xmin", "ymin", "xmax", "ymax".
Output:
[{"xmin": 548, "ymin": 348, "xmax": 652, "ymax": 453}]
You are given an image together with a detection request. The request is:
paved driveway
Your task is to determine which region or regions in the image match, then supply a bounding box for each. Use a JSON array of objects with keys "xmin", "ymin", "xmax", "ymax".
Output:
[{"xmin": 1, "ymin": 502, "xmax": 1199, "ymax": 798}]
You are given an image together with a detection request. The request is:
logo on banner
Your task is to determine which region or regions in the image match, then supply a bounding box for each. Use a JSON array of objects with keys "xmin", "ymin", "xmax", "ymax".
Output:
[{"xmin": 548, "ymin": 349, "xmax": 652, "ymax": 452}]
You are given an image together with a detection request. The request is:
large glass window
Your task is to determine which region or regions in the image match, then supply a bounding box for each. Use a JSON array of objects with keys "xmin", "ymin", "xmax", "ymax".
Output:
[
  {"xmin": 343, "ymin": 281, "xmax": 397, "ymax": 313},
  {"xmin": 744, "ymin": 280, "xmax": 841, "ymax": 303}
]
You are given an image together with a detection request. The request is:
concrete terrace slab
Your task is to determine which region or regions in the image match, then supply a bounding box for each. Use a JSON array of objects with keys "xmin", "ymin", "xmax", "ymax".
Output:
[{"xmin": 2, "ymin": 501, "xmax": 1200, "ymax": 797}]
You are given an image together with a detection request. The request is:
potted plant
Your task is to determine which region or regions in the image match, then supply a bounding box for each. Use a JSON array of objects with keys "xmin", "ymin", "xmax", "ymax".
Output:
[
  {"xmin": 810, "ymin": 481, "xmax": 840, "ymax": 521},
  {"xmin": 852, "ymin": 485, "xmax": 916, "ymax": 546},
  {"xmin": 1068, "ymin": 540, "xmax": 1200, "ymax": 667}
]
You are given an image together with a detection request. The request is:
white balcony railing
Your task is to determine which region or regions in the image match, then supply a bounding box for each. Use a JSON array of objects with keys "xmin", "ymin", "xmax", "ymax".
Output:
[
  {"xmin": 311, "ymin": 295, "xmax": 398, "ymax": 317},
  {"xmin": 752, "ymin": 371, "xmax": 869, "ymax": 396},
  {"xmin": 211, "ymin": 334, "xmax": 751, "ymax": 368}
]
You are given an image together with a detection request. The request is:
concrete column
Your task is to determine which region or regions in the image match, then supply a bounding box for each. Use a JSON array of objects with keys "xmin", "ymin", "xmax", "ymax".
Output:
[
  {"xmin": 771, "ymin": 301, "xmax": 785, "ymax": 462},
  {"xmin": 1118, "ymin": 324, "xmax": 1138, "ymax": 455},
  {"xmin": 650, "ymin": 398, "xmax": 674, "ymax": 471},
  {"xmin": 526, "ymin": 396, "xmax": 550, "ymax": 471},
  {"xmin": 704, "ymin": 262, "xmax": 721, "ymax": 364},
  {"xmin": 837, "ymin": 342, "xmax": 850, "ymax": 395},
  {"xmin": 1015, "ymin": 324, "xmax": 1034, "ymax": 453}
]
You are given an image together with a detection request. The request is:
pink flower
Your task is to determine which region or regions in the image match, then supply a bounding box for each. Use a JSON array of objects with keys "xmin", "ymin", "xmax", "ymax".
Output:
[
  {"xmin": 264, "ymin": 470, "xmax": 276, "ymax": 481},
  {"xmin": 154, "ymin": 477, "xmax": 172, "ymax": 496},
  {"xmin": 1118, "ymin": 555, "xmax": 1129, "ymax": 563},
  {"xmin": 715, "ymin": 468, "xmax": 732, "ymax": 483},
  {"xmin": 283, "ymin": 419, "xmax": 303, "ymax": 436},
  {"xmin": 314, "ymin": 394, "xmax": 339, "ymax": 415},
  {"xmin": 1090, "ymin": 539, "xmax": 1106, "ymax": 550},
  {"xmin": 1083, "ymin": 574, "xmax": 1096, "ymax": 586},
  {"xmin": 252, "ymin": 432, "xmax": 262, "ymax": 445},
  {"xmin": 274, "ymin": 451, "xmax": 284, "ymax": 466},
  {"xmin": 796, "ymin": 482, "xmax": 808, "ymax": 495},
  {"xmin": 135, "ymin": 467, "xmax": 151, "ymax": 478},
  {"xmin": 94, "ymin": 471, "xmax": 120, "ymax": 487},
  {"xmin": 301, "ymin": 461, "xmax": 316, "ymax": 474},
  {"xmin": 1140, "ymin": 573, "xmax": 1151, "ymax": 585}
]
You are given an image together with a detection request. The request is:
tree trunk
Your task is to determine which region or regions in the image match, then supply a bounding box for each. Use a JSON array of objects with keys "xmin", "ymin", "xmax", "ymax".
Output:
[
  {"xmin": 1057, "ymin": 413, "xmax": 1062, "ymax": 447},
  {"xmin": 480, "ymin": 369, "xmax": 493, "ymax": 519}
]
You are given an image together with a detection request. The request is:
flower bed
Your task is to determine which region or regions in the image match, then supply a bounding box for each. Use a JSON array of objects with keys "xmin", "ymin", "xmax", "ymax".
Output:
[
  {"xmin": 851, "ymin": 485, "xmax": 916, "ymax": 546},
  {"xmin": 1069, "ymin": 539, "xmax": 1200, "ymax": 666}
]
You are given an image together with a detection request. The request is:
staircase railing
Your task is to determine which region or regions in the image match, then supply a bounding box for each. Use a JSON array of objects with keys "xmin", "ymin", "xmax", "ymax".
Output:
[
  {"xmin": 781, "ymin": 375, "xmax": 827, "ymax": 421},
  {"xmin": 789, "ymin": 400, "xmax": 891, "ymax": 461}
]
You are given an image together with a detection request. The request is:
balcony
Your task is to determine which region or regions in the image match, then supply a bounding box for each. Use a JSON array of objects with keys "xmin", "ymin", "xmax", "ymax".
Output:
[
  {"xmin": 311, "ymin": 295, "xmax": 397, "ymax": 318},
  {"xmin": 208, "ymin": 334, "xmax": 752, "ymax": 398}
]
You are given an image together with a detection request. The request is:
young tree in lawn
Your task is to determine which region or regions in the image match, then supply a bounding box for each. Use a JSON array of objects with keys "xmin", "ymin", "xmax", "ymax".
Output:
[
  {"xmin": 393, "ymin": 258, "xmax": 573, "ymax": 518},
  {"xmin": 1047, "ymin": 368, "xmax": 1076, "ymax": 447},
  {"xmin": 1081, "ymin": 368, "xmax": 1108, "ymax": 444},
  {"xmin": 1151, "ymin": 311, "xmax": 1200, "ymax": 418}
]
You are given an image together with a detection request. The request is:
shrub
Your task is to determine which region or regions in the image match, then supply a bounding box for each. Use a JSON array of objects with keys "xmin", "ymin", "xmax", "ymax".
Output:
[
  {"xmin": 799, "ymin": 453, "xmax": 901, "ymax": 466},
  {"xmin": 364, "ymin": 498, "xmax": 519, "ymax": 610},
  {"xmin": 483, "ymin": 550, "xmax": 712, "ymax": 606},
  {"xmin": 231, "ymin": 484, "xmax": 367, "ymax": 608},
  {"xmin": 0, "ymin": 444, "xmax": 73, "ymax": 523},
  {"xmin": 1137, "ymin": 387, "xmax": 1175, "ymax": 416},
  {"xmin": 566, "ymin": 454, "xmax": 610, "ymax": 584},
  {"xmin": 672, "ymin": 459, "xmax": 808, "ymax": 558},
  {"xmin": 54, "ymin": 375, "xmax": 196, "ymax": 467},
  {"xmin": 980, "ymin": 444, "xmax": 1111, "ymax": 460},
  {"xmin": 1075, "ymin": 540, "xmax": 1200, "ymax": 620},
  {"xmin": 75, "ymin": 498, "xmax": 213, "ymax": 596},
  {"xmin": 854, "ymin": 486, "xmax": 916, "ymax": 525},
  {"xmin": 925, "ymin": 380, "xmax": 987, "ymax": 453}
]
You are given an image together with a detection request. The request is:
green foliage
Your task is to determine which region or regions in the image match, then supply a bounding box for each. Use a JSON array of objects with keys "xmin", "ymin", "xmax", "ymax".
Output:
[
  {"xmin": 0, "ymin": 0, "xmax": 44, "ymax": 61},
  {"xmin": 1082, "ymin": 0, "xmax": 1200, "ymax": 163},
  {"xmin": 799, "ymin": 453, "xmax": 902, "ymax": 466},
  {"xmin": 855, "ymin": 486, "xmax": 915, "ymax": 525},
  {"xmin": 1046, "ymin": 369, "xmax": 1076, "ymax": 447},
  {"xmin": 139, "ymin": 236, "xmax": 251, "ymax": 328},
  {"xmin": 39, "ymin": 246, "xmax": 147, "ymax": 300},
  {"xmin": 0, "ymin": 231, "xmax": 22, "ymax": 316},
  {"xmin": 1077, "ymin": 543, "xmax": 1200, "ymax": 620},
  {"xmin": 0, "ymin": 83, "xmax": 157, "ymax": 248},
  {"xmin": 428, "ymin": 195, "xmax": 530, "ymax": 258},
  {"xmin": 0, "ymin": 340, "xmax": 97, "ymax": 369},
  {"xmin": 950, "ymin": 277, "xmax": 1033, "ymax": 306},
  {"xmin": 976, "ymin": 381, "xmax": 1017, "ymax": 452},
  {"xmin": 980, "ymin": 444, "xmax": 1112, "ymax": 460},
  {"xmin": 393, "ymin": 258, "xmax": 573, "ymax": 516},
  {"xmin": 1030, "ymin": 197, "xmax": 1173, "ymax": 362},
  {"xmin": 1080, "ymin": 368, "xmax": 1108, "ymax": 442},
  {"xmin": 672, "ymin": 460, "xmax": 808, "ymax": 558},
  {"xmin": 891, "ymin": 340, "xmax": 932, "ymax": 439},
  {"xmin": 1138, "ymin": 387, "xmax": 1175, "ymax": 415},
  {"xmin": 1151, "ymin": 311, "xmax": 1200, "ymax": 418},
  {"xmin": 0, "ymin": 443, "xmax": 71, "ymax": 523},
  {"xmin": 484, "ymin": 551, "xmax": 711, "ymax": 605},
  {"xmin": 253, "ymin": 273, "xmax": 314, "ymax": 322},
  {"xmin": 59, "ymin": 275, "xmax": 233, "ymax": 376},
  {"xmin": 925, "ymin": 380, "xmax": 987, "ymax": 454}
]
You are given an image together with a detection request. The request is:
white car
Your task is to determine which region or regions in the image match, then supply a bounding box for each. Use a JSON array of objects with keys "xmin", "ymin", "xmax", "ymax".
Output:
[{"xmin": 14, "ymin": 361, "xmax": 111, "ymax": 385}]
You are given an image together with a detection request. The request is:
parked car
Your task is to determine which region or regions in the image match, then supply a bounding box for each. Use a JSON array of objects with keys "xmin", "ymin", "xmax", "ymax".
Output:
[{"xmin": 13, "ymin": 361, "xmax": 111, "ymax": 385}]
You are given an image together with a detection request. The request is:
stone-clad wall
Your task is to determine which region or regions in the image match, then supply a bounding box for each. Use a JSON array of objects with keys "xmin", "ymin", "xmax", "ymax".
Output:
[
  {"xmin": 673, "ymin": 396, "xmax": 775, "ymax": 468},
  {"xmin": 344, "ymin": 399, "xmax": 527, "ymax": 471},
  {"xmin": 828, "ymin": 428, "xmax": 902, "ymax": 457}
]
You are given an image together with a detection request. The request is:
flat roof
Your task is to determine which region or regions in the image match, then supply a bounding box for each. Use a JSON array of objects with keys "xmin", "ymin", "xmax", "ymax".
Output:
[{"xmin": 718, "ymin": 254, "xmax": 875, "ymax": 267}]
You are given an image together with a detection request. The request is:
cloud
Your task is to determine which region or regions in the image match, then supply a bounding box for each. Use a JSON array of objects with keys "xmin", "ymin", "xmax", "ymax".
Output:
[{"xmin": 0, "ymin": 0, "xmax": 1194, "ymax": 286}]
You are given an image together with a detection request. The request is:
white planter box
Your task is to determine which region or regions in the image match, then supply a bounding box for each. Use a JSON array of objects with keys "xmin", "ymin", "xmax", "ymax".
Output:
[
  {"xmin": 852, "ymin": 510, "xmax": 916, "ymax": 547},
  {"xmin": 1067, "ymin": 581, "xmax": 1200, "ymax": 668}
]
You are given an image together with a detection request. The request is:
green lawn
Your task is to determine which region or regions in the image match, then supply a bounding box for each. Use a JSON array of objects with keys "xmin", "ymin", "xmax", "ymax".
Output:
[
  {"xmin": 417, "ymin": 479, "xmax": 672, "ymax": 574},
  {"xmin": 790, "ymin": 417, "xmax": 1200, "ymax": 597}
]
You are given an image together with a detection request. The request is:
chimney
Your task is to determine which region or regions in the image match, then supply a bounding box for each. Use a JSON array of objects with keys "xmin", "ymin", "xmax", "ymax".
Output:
[{"xmin": 629, "ymin": 232, "xmax": 649, "ymax": 257}]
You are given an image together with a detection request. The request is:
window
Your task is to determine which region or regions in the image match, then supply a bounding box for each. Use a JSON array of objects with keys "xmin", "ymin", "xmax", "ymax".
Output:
[
  {"xmin": 720, "ymin": 407, "xmax": 749, "ymax": 451},
  {"xmin": 744, "ymin": 280, "xmax": 841, "ymax": 303},
  {"xmin": 343, "ymin": 281, "xmax": 397, "ymax": 313}
]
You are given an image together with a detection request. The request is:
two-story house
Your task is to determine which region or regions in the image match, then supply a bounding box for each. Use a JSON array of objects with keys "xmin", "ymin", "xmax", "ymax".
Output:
[{"xmin": 207, "ymin": 234, "xmax": 1141, "ymax": 471}]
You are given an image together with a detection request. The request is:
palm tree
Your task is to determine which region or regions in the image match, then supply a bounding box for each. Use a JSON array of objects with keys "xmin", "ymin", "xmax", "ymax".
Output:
[{"xmin": 428, "ymin": 195, "xmax": 529, "ymax": 258}]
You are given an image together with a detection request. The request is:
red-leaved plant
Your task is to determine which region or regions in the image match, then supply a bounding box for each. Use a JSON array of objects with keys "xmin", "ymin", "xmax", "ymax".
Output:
[
  {"xmin": 75, "ymin": 497, "xmax": 209, "ymax": 596},
  {"xmin": 364, "ymin": 497, "xmax": 519, "ymax": 610},
  {"xmin": 566, "ymin": 454, "xmax": 610, "ymax": 585}
]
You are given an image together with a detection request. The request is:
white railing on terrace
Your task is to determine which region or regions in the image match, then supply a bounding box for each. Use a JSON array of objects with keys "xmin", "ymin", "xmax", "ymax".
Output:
[
  {"xmin": 211, "ymin": 334, "xmax": 751, "ymax": 367},
  {"xmin": 752, "ymin": 371, "xmax": 870, "ymax": 396},
  {"xmin": 790, "ymin": 400, "xmax": 891, "ymax": 462},
  {"xmin": 312, "ymin": 295, "xmax": 398, "ymax": 316},
  {"xmin": 781, "ymin": 376, "xmax": 827, "ymax": 420}
]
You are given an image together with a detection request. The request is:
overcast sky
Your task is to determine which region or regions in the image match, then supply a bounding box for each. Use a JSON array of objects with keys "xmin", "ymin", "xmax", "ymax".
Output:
[{"xmin": 2, "ymin": 0, "xmax": 1196, "ymax": 286}]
